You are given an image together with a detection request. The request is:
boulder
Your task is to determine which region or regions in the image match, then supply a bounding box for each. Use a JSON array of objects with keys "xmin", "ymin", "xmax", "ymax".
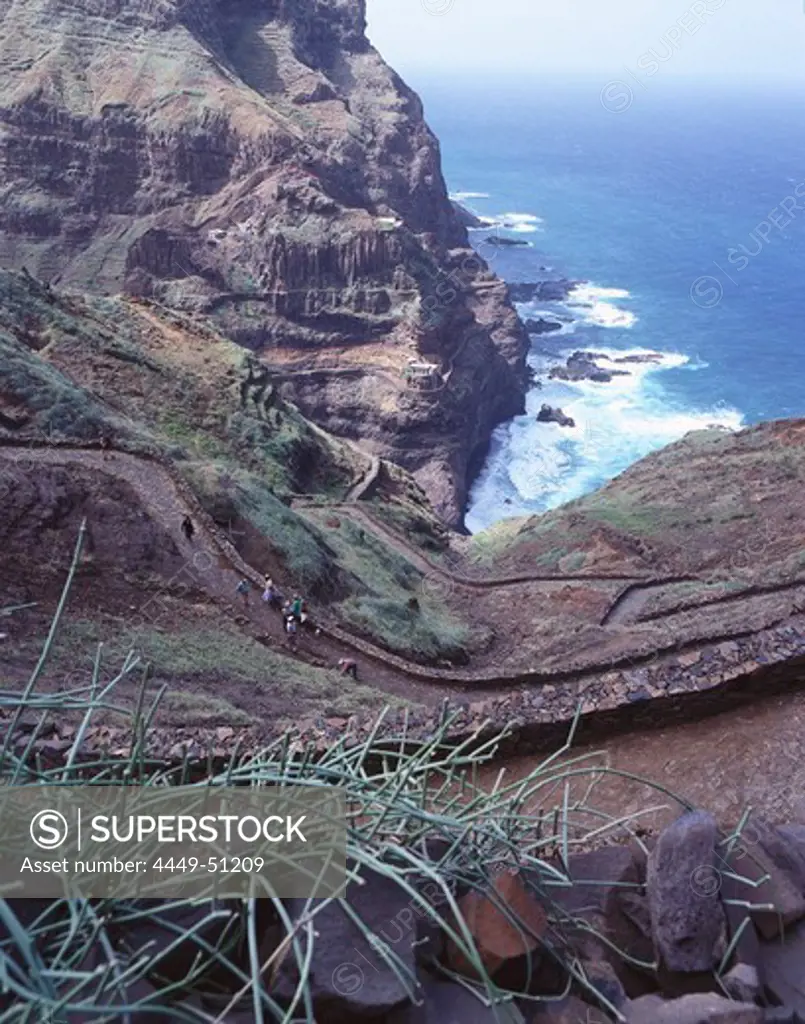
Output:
[
  {"xmin": 536, "ymin": 404, "xmax": 575, "ymax": 428},
  {"xmin": 387, "ymin": 978, "xmax": 524, "ymax": 1023},
  {"xmin": 549, "ymin": 846, "xmax": 655, "ymax": 997},
  {"xmin": 647, "ymin": 812, "xmax": 727, "ymax": 973},
  {"xmin": 107, "ymin": 900, "xmax": 244, "ymax": 996},
  {"xmin": 747, "ymin": 817, "xmax": 805, "ymax": 891},
  {"xmin": 529, "ymin": 994, "xmax": 609, "ymax": 1022},
  {"xmin": 273, "ymin": 868, "xmax": 418, "ymax": 1019},
  {"xmin": 719, "ymin": 963, "xmax": 761, "ymax": 1004},
  {"xmin": 446, "ymin": 869, "xmax": 547, "ymax": 988},
  {"xmin": 760, "ymin": 917, "xmax": 805, "ymax": 1019},
  {"xmin": 724, "ymin": 817, "xmax": 805, "ymax": 939},
  {"xmin": 626, "ymin": 992, "xmax": 763, "ymax": 1023},
  {"xmin": 717, "ymin": 855, "xmax": 765, "ymax": 996}
]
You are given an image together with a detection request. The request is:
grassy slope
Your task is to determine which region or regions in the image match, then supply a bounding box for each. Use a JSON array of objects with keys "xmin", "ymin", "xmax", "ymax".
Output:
[
  {"xmin": 0, "ymin": 271, "xmax": 473, "ymax": 663},
  {"xmin": 471, "ymin": 422, "xmax": 805, "ymax": 592},
  {"xmin": 9, "ymin": 612, "xmax": 407, "ymax": 729}
]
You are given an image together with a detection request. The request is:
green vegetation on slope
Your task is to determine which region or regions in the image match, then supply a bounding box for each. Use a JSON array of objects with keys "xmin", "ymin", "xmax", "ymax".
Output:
[
  {"xmin": 0, "ymin": 269, "xmax": 475, "ymax": 664},
  {"xmin": 11, "ymin": 614, "xmax": 409, "ymax": 727},
  {"xmin": 302, "ymin": 510, "xmax": 472, "ymax": 662}
]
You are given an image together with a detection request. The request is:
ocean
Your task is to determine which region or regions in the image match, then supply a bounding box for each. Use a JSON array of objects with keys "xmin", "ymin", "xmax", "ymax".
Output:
[{"xmin": 413, "ymin": 76, "xmax": 805, "ymax": 533}]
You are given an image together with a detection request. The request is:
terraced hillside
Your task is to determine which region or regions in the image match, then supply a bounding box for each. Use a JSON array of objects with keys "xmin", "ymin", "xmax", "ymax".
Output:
[{"xmin": 4, "ymin": 269, "xmax": 805, "ymax": 764}]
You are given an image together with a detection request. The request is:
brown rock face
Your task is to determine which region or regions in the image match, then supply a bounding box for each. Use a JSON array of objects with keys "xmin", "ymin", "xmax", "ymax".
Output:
[
  {"xmin": 0, "ymin": 0, "xmax": 528, "ymax": 526},
  {"xmin": 447, "ymin": 869, "xmax": 546, "ymax": 980}
]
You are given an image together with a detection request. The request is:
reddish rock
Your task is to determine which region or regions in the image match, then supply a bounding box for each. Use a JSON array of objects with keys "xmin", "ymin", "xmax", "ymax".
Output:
[{"xmin": 447, "ymin": 869, "xmax": 547, "ymax": 981}]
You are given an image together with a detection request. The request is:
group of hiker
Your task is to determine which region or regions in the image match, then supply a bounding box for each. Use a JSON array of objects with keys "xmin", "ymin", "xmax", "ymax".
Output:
[
  {"xmin": 236, "ymin": 576, "xmax": 307, "ymax": 639},
  {"xmin": 179, "ymin": 512, "xmax": 359, "ymax": 679}
]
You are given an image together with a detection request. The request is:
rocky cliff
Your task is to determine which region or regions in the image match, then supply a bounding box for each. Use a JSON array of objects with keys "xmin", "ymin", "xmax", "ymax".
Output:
[{"xmin": 0, "ymin": 0, "xmax": 529, "ymax": 526}]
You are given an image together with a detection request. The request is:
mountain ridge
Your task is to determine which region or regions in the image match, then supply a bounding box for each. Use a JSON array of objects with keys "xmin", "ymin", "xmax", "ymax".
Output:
[{"xmin": 0, "ymin": 0, "xmax": 528, "ymax": 526}]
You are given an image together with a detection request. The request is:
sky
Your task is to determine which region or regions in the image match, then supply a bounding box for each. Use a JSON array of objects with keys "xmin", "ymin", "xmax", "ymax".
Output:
[{"xmin": 366, "ymin": 0, "xmax": 805, "ymax": 82}]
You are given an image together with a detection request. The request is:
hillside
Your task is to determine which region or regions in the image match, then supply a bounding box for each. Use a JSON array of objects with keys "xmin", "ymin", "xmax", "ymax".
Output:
[
  {"xmin": 5, "ymin": 5, "xmax": 805, "ymax": 1023},
  {"xmin": 2, "ymin": 0, "xmax": 805, "ymax": 804},
  {"xmin": 3, "ymin": 263, "xmax": 805, "ymax": 764},
  {"xmin": 0, "ymin": 0, "xmax": 528, "ymax": 526}
]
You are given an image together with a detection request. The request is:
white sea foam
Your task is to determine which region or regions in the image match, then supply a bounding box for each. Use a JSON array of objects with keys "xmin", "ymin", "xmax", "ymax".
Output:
[
  {"xmin": 499, "ymin": 212, "xmax": 544, "ymax": 234},
  {"xmin": 450, "ymin": 191, "xmax": 491, "ymax": 201},
  {"xmin": 465, "ymin": 210, "xmax": 544, "ymax": 234},
  {"xmin": 565, "ymin": 283, "xmax": 637, "ymax": 329},
  {"xmin": 465, "ymin": 343, "xmax": 744, "ymax": 533}
]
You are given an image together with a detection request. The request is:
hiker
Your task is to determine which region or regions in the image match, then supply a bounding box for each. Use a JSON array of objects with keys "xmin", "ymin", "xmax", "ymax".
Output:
[
  {"xmin": 284, "ymin": 614, "xmax": 298, "ymax": 649},
  {"xmin": 291, "ymin": 594, "xmax": 304, "ymax": 622},
  {"xmin": 337, "ymin": 658, "xmax": 358, "ymax": 680},
  {"xmin": 181, "ymin": 515, "xmax": 195, "ymax": 542},
  {"xmin": 236, "ymin": 578, "xmax": 250, "ymax": 606},
  {"xmin": 262, "ymin": 575, "xmax": 275, "ymax": 603}
]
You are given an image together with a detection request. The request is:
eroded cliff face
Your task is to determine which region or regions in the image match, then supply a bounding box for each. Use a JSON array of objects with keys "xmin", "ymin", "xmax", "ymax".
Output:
[{"xmin": 0, "ymin": 0, "xmax": 528, "ymax": 525}]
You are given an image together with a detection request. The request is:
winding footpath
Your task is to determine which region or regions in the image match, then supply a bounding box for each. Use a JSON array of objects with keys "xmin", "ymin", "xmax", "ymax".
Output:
[{"xmin": 7, "ymin": 443, "xmax": 805, "ymax": 750}]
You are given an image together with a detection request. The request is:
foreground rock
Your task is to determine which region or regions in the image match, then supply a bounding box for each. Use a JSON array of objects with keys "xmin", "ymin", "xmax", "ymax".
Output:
[
  {"xmin": 647, "ymin": 811, "xmax": 726, "ymax": 973},
  {"xmin": 733, "ymin": 817, "xmax": 805, "ymax": 939},
  {"xmin": 388, "ymin": 979, "xmax": 525, "ymax": 1023},
  {"xmin": 10, "ymin": 806, "xmax": 805, "ymax": 1020},
  {"xmin": 530, "ymin": 996, "xmax": 609, "ymax": 1022},
  {"xmin": 274, "ymin": 869, "xmax": 418, "ymax": 1019},
  {"xmin": 762, "ymin": 919, "xmax": 805, "ymax": 1020},
  {"xmin": 626, "ymin": 992, "xmax": 763, "ymax": 1023},
  {"xmin": 446, "ymin": 869, "xmax": 547, "ymax": 988}
]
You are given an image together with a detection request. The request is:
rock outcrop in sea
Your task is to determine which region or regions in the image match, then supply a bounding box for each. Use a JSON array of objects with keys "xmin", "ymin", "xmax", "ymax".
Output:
[{"xmin": 536, "ymin": 403, "xmax": 575, "ymax": 427}]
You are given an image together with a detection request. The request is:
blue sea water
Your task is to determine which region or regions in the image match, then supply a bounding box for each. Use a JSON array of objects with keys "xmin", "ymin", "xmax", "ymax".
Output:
[{"xmin": 413, "ymin": 77, "xmax": 805, "ymax": 532}]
